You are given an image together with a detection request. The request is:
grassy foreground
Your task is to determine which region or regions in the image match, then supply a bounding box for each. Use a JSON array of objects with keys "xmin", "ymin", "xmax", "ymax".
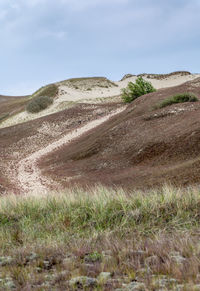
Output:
[{"xmin": 1, "ymin": 186, "xmax": 200, "ymax": 290}]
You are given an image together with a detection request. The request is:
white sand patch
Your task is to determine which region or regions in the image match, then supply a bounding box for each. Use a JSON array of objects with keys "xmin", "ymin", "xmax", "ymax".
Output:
[
  {"xmin": 1, "ymin": 73, "xmax": 200, "ymax": 129},
  {"xmin": 16, "ymin": 107, "xmax": 126, "ymax": 194}
]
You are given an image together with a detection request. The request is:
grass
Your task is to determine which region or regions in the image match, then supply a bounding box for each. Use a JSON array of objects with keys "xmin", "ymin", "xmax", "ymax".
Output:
[
  {"xmin": 1, "ymin": 185, "xmax": 200, "ymax": 289},
  {"xmin": 155, "ymin": 92, "xmax": 198, "ymax": 109},
  {"xmin": 1, "ymin": 185, "xmax": 200, "ymax": 242},
  {"xmin": 32, "ymin": 84, "xmax": 58, "ymax": 99},
  {"xmin": 60, "ymin": 77, "xmax": 118, "ymax": 88}
]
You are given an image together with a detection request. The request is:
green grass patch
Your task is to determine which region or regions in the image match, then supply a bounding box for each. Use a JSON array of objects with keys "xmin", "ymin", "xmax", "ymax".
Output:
[
  {"xmin": 0, "ymin": 185, "xmax": 200, "ymax": 249},
  {"xmin": 1, "ymin": 186, "xmax": 200, "ymax": 289},
  {"xmin": 155, "ymin": 93, "xmax": 198, "ymax": 109}
]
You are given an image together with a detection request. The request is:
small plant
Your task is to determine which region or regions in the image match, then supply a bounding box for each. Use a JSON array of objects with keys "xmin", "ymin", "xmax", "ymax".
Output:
[
  {"xmin": 26, "ymin": 96, "xmax": 53, "ymax": 113},
  {"xmin": 156, "ymin": 92, "xmax": 198, "ymax": 109},
  {"xmin": 84, "ymin": 251, "xmax": 102, "ymax": 262},
  {"xmin": 121, "ymin": 77, "xmax": 156, "ymax": 103}
]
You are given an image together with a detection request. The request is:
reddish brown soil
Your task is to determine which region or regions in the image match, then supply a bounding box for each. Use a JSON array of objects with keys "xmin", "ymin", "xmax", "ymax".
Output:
[
  {"xmin": 1, "ymin": 78, "xmax": 200, "ymax": 193},
  {"xmin": 0, "ymin": 103, "xmax": 121, "ymax": 193},
  {"xmin": 38, "ymin": 78, "xmax": 200, "ymax": 190}
]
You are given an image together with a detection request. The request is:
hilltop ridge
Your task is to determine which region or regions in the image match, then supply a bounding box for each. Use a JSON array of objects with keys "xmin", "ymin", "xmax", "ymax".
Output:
[{"xmin": 0, "ymin": 71, "xmax": 199, "ymax": 129}]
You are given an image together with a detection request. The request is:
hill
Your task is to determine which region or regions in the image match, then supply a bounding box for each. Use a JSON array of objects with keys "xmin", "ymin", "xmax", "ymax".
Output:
[
  {"xmin": 1, "ymin": 72, "xmax": 200, "ymax": 290},
  {"xmin": 1, "ymin": 72, "xmax": 200, "ymax": 194},
  {"xmin": 39, "ymin": 77, "xmax": 200, "ymax": 191}
]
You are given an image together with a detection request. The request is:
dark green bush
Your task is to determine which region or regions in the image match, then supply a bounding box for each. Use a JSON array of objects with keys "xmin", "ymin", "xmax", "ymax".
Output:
[
  {"xmin": 156, "ymin": 93, "xmax": 198, "ymax": 109},
  {"xmin": 26, "ymin": 96, "xmax": 53, "ymax": 113},
  {"xmin": 121, "ymin": 77, "xmax": 156, "ymax": 103}
]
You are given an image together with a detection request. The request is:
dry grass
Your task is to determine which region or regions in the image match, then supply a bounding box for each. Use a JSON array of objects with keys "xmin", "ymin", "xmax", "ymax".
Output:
[
  {"xmin": 1, "ymin": 185, "xmax": 200, "ymax": 289},
  {"xmin": 32, "ymin": 84, "xmax": 58, "ymax": 99},
  {"xmin": 59, "ymin": 77, "xmax": 118, "ymax": 90}
]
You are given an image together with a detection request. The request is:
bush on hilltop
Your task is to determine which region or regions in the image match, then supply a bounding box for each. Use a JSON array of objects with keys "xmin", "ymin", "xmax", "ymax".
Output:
[
  {"xmin": 26, "ymin": 95, "xmax": 53, "ymax": 113},
  {"xmin": 121, "ymin": 77, "xmax": 156, "ymax": 103}
]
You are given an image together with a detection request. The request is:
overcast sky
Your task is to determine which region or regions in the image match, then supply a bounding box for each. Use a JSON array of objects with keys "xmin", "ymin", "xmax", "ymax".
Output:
[{"xmin": 1, "ymin": 0, "xmax": 200, "ymax": 95}]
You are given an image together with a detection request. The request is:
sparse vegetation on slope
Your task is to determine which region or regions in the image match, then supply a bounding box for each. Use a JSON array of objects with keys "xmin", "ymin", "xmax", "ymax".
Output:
[
  {"xmin": 26, "ymin": 95, "xmax": 53, "ymax": 113},
  {"xmin": 121, "ymin": 77, "xmax": 156, "ymax": 103},
  {"xmin": 156, "ymin": 92, "xmax": 198, "ymax": 109},
  {"xmin": 60, "ymin": 77, "xmax": 118, "ymax": 90},
  {"xmin": 139, "ymin": 71, "xmax": 191, "ymax": 80},
  {"xmin": 0, "ymin": 186, "xmax": 200, "ymax": 289},
  {"xmin": 32, "ymin": 84, "xmax": 58, "ymax": 99}
]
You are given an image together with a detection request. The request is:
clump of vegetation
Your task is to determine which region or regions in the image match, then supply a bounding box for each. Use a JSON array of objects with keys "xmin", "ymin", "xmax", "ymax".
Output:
[
  {"xmin": 121, "ymin": 77, "xmax": 156, "ymax": 103},
  {"xmin": 84, "ymin": 251, "xmax": 102, "ymax": 263},
  {"xmin": 32, "ymin": 84, "xmax": 58, "ymax": 99},
  {"xmin": 26, "ymin": 95, "xmax": 53, "ymax": 113},
  {"xmin": 156, "ymin": 92, "xmax": 198, "ymax": 109}
]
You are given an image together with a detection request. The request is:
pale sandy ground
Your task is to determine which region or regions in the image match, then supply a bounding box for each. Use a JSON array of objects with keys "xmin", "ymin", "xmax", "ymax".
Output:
[
  {"xmin": 16, "ymin": 107, "xmax": 126, "ymax": 194},
  {"xmin": 1, "ymin": 73, "xmax": 200, "ymax": 129}
]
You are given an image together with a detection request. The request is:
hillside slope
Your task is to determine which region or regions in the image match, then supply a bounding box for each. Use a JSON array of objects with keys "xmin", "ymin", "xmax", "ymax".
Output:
[
  {"xmin": 39, "ymin": 77, "xmax": 200, "ymax": 190},
  {"xmin": 0, "ymin": 102, "xmax": 122, "ymax": 193},
  {"xmin": 1, "ymin": 72, "xmax": 200, "ymax": 194}
]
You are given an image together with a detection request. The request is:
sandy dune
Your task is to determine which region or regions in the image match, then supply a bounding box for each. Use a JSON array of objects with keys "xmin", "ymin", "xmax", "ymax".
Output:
[{"xmin": 1, "ymin": 73, "xmax": 199, "ymax": 129}]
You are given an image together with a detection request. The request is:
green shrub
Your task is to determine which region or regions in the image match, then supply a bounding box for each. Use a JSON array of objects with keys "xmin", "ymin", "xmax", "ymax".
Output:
[
  {"xmin": 156, "ymin": 93, "xmax": 198, "ymax": 109},
  {"xmin": 26, "ymin": 96, "xmax": 53, "ymax": 113},
  {"xmin": 121, "ymin": 77, "xmax": 156, "ymax": 103}
]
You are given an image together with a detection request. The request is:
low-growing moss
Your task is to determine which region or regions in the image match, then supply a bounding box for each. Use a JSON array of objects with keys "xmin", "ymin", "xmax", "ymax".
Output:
[{"xmin": 155, "ymin": 93, "xmax": 198, "ymax": 109}]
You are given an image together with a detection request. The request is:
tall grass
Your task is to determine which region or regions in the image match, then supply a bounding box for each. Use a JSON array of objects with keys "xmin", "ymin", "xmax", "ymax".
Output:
[
  {"xmin": 0, "ymin": 185, "xmax": 200, "ymax": 248},
  {"xmin": 1, "ymin": 185, "xmax": 200, "ymax": 289}
]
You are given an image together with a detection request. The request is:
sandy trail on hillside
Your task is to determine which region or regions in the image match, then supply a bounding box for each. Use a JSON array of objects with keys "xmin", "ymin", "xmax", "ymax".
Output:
[{"xmin": 16, "ymin": 107, "xmax": 126, "ymax": 194}]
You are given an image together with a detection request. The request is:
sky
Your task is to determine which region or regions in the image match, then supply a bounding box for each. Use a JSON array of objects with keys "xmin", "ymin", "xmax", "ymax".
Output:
[{"xmin": 0, "ymin": 0, "xmax": 200, "ymax": 95}]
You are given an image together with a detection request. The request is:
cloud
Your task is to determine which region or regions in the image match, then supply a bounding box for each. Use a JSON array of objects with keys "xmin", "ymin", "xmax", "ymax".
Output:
[{"xmin": 1, "ymin": 0, "xmax": 200, "ymax": 94}]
